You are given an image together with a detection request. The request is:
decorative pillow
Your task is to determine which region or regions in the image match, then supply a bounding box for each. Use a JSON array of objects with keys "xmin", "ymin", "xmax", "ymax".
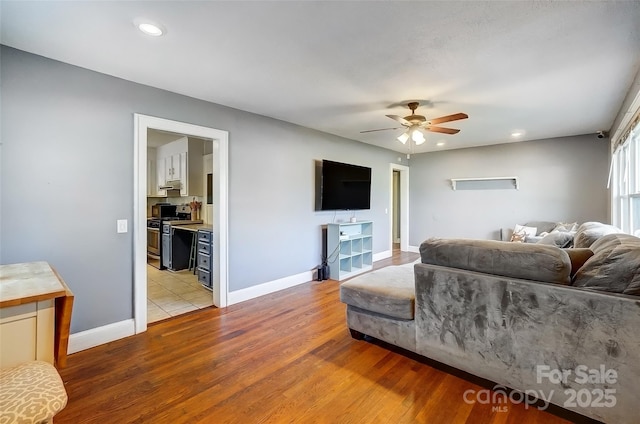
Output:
[
  {"xmin": 537, "ymin": 231, "xmax": 574, "ymax": 248},
  {"xmin": 510, "ymin": 230, "xmax": 527, "ymax": 243},
  {"xmin": 510, "ymin": 224, "xmax": 537, "ymax": 242},
  {"xmin": 514, "ymin": 224, "xmax": 538, "ymax": 237},
  {"xmin": 554, "ymin": 222, "xmax": 579, "ymax": 232}
]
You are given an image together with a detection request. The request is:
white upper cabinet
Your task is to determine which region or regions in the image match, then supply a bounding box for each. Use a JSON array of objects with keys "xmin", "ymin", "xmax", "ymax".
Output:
[
  {"xmin": 164, "ymin": 153, "xmax": 183, "ymax": 182},
  {"xmin": 156, "ymin": 137, "xmax": 204, "ymax": 197}
]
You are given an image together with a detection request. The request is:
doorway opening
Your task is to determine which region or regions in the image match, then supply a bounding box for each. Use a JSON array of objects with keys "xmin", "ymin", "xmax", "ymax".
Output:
[
  {"xmin": 145, "ymin": 129, "xmax": 215, "ymax": 323},
  {"xmin": 134, "ymin": 114, "xmax": 229, "ymax": 334},
  {"xmin": 389, "ymin": 163, "xmax": 409, "ymax": 253}
]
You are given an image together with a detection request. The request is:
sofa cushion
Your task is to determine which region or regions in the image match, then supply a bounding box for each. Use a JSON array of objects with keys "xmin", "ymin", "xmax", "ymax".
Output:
[
  {"xmin": 573, "ymin": 222, "xmax": 623, "ymax": 248},
  {"xmin": 340, "ymin": 264, "xmax": 415, "ymax": 320},
  {"xmin": 524, "ymin": 221, "xmax": 557, "ymax": 235},
  {"xmin": 563, "ymin": 248, "xmax": 594, "ymax": 277},
  {"xmin": 420, "ymin": 238, "xmax": 572, "ymax": 285},
  {"xmin": 573, "ymin": 234, "xmax": 640, "ymax": 295}
]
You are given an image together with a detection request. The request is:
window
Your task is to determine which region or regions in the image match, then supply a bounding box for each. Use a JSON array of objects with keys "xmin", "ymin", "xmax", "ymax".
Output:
[{"xmin": 612, "ymin": 119, "xmax": 640, "ymax": 235}]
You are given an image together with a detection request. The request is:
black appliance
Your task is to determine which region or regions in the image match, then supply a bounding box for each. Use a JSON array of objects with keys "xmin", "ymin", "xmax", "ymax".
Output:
[
  {"xmin": 152, "ymin": 203, "xmax": 177, "ymax": 219},
  {"xmin": 148, "ymin": 204, "xmax": 192, "ymax": 270},
  {"xmin": 316, "ymin": 160, "xmax": 372, "ymax": 211}
]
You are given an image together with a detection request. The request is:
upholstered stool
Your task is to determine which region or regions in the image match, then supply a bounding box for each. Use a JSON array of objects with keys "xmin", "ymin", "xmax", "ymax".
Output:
[{"xmin": 0, "ymin": 361, "xmax": 68, "ymax": 423}]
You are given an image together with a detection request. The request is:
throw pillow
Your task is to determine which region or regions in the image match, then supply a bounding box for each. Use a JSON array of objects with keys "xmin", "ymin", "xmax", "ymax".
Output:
[
  {"xmin": 510, "ymin": 230, "xmax": 527, "ymax": 242},
  {"xmin": 537, "ymin": 231, "xmax": 574, "ymax": 248},
  {"xmin": 510, "ymin": 224, "xmax": 536, "ymax": 242},
  {"xmin": 553, "ymin": 222, "xmax": 579, "ymax": 232}
]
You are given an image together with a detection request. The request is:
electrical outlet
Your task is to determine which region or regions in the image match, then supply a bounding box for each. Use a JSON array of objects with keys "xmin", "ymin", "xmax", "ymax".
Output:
[{"xmin": 117, "ymin": 219, "xmax": 128, "ymax": 233}]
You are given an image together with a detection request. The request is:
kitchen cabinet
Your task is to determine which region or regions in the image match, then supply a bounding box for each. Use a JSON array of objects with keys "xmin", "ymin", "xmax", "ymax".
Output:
[
  {"xmin": 164, "ymin": 152, "xmax": 184, "ymax": 183},
  {"xmin": 197, "ymin": 229, "xmax": 213, "ymax": 290},
  {"xmin": 156, "ymin": 137, "xmax": 204, "ymax": 197},
  {"xmin": 147, "ymin": 147, "xmax": 164, "ymax": 197}
]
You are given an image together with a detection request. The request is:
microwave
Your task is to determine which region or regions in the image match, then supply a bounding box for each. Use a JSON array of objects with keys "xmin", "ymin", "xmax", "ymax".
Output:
[{"xmin": 151, "ymin": 203, "xmax": 177, "ymax": 219}]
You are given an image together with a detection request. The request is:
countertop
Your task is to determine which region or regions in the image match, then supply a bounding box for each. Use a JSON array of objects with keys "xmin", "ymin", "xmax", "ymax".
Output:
[
  {"xmin": 172, "ymin": 223, "xmax": 213, "ymax": 232},
  {"xmin": 0, "ymin": 261, "xmax": 67, "ymax": 308},
  {"xmin": 164, "ymin": 219, "xmax": 204, "ymax": 226}
]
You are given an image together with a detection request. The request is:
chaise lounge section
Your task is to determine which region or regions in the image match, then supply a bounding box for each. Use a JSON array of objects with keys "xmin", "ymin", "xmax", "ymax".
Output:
[{"xmin": 340, "ymin": 223, "xmax": 640, "ymax": 423}]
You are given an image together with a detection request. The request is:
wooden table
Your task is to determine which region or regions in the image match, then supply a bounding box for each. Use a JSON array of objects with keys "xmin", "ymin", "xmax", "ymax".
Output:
[{"xmin": 0, "ymin": 262, "xmax": 74, "ymax": 368}]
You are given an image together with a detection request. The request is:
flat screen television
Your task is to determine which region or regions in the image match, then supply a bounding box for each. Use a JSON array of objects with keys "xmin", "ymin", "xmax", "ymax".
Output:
[{"xmin": 317, "ymin": 160, "xmax": 371, "ymax": 210}]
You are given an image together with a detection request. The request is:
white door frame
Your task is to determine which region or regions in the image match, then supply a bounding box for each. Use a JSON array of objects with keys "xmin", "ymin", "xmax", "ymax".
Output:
[
  {"xmin": 389, "ymin": 163, "xmax": 409, "ymax": 252},
  {"xmin": 133, "ymin": 114, "xmax": 229, "ymax": 334}
]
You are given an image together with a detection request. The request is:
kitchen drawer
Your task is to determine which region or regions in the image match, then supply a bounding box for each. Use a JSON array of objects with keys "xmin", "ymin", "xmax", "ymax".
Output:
[
  {"xmin": 198, "ymin": 240, "xmax": 211, "ymax": 255},
  {"xmin": 198, "ymin": 230, "xmax": 212, "ymax": 243},
  {"xmin": 198, "ymin": 268, "xmax": 211, "ymax": 287},
  {"xmin": 198, "ymin": 252, "xmax": 210, "ymax": 270}
]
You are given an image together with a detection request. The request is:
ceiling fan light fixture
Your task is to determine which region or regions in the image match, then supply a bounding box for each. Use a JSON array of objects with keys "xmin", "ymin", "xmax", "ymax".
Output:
[
  {"xmin": 397, "ymin": 132, "xmax": 410, "ymax": 144},
  {"xmin": 411, "ymin": 129, "xmax": 425, "ymax": 144}
]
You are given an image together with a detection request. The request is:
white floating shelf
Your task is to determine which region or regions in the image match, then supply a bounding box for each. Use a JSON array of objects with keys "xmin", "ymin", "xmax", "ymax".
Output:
[{"xmin": 451, "ymin": 176, "xmax": 519, "ymax": 190}]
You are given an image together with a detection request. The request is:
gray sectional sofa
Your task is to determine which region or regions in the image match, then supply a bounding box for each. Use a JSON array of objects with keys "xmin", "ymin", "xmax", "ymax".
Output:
[{"xmin": 340, "ymin": 222, "xmax": 640, "ymax": 423}]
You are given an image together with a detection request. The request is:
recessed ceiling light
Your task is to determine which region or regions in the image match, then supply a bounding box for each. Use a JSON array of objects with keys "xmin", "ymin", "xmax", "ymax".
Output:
[
  {"xmin": 511, "ymin": 131, "xmax": 525, "ymax": 138},
  {"xmin": 436, "ymin": 141, "xmax": 445, "ymax": 147},
  {"xmin": 134, "ymin": 18, "xmax": 165, "ymax": 37}
]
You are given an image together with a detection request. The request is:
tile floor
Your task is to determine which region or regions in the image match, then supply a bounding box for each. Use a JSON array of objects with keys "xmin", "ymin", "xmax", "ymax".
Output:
[{"xmin": 147, "ymin": 264, "xmax": 214, "ymax": 323}]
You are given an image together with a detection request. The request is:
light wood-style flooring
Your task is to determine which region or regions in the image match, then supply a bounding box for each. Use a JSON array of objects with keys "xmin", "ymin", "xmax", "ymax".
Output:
[{"xmin": 56, "ymin": 251, "xmax": 597, "ymax": 423}]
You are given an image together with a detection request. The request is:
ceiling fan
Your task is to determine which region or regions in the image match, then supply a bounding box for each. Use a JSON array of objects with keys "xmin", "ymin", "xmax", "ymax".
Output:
[{"xmin": 361, "ymin": 102, "xmax": 468, "ymax": 145}]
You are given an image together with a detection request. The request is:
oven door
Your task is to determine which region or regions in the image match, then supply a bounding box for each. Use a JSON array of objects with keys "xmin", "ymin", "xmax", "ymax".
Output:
[{"xmin": 147, "ymin": 227, "xmax": 160, "ymax": 256}]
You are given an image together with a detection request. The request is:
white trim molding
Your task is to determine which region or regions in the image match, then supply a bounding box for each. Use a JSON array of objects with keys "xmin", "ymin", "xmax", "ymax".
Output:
[
  {"xmin": 373, "ymin": 250, "xmax": 392, "ymax": 262},
  {"xmin": 133, "ymin": 114, "xmax": 229, "ymax": 334},
  {"xmin": 228, "ymin": 249, "xmax": 393, "ymax": 305},
  {"xmin": 68, "ymin": 319, "xmax": 135, "ymax": 354},
  {"xmin": 389, "ymin": 163, "xmax": 410, "ymax": 253},
  {"xmin": 228, "ymin": 271, "xmax": 314, "ymax": 305},
  {"xmin": 408, "ymin": 245, "xmax": 420, "ymax": 253}
]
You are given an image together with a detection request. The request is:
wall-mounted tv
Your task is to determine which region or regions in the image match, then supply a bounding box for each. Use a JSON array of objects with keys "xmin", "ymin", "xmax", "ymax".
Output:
[{"xmin": 316, "ymin": 160, "xmax": 372, "ymax": 210}]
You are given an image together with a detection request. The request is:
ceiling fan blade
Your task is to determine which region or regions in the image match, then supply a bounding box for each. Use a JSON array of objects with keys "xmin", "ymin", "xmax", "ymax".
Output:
[
  {"xmin": 428, "ymin": 113, "xmax": 468, "ymax": 125},
  {"xmin": 386, "ymin": 114, "xmax": 411, "ymax": 126},
  {"xmin": 360, "ymin": 126, "xmax": 402, "ymax": 134},
  {"xmin": 425, "ymin": 126, "xmax": 460, "ymax": 135}
]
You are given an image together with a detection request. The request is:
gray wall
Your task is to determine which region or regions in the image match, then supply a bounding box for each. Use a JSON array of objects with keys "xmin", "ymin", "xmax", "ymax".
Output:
[
  {"xmin": 408, "ymin": 135, "xmax": 609, "ymax": 245},
  {"xmin": 0, "ymin": 47, "xmax": 406, "ymax": 333}
]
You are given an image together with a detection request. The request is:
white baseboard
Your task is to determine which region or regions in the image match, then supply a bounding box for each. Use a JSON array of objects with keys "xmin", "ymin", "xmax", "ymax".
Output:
[
  {"xmin": 68, "ymin": 319, "xmax": 135, "ymax": 354},
  {"xmin": 227, "ymin": 270, "xmax": 313, "ymax": 305},
  {"xmin": 408, "ymin": 245, "xmax": 420, "ymax": 253},
  {"xmin": 68, "ymin": 248, "xmax": 414, "ymax": 351},
  {"xmin": 373, "ymin": 250, "xmax": 392, "ymax": 262}
]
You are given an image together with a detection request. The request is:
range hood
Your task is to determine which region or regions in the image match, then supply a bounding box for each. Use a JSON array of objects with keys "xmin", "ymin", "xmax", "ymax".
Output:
[{"xmin": 159, "ymin": 180, "xmax": 182, "ymax": 196}]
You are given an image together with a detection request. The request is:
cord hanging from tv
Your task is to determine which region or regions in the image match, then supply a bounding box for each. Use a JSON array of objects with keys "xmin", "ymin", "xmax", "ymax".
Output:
[{"xmin": 316, "ymin": 160, "xmax": 372, "ymax": 211}]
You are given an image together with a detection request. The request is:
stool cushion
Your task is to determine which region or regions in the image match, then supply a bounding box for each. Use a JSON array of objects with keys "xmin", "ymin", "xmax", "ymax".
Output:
[
  {"xmin": 340, "ymin": 264, "xmax": 415, "ymax": 320},
  {"xmin": 0, "ymin": 361, "xmax": 68, "ymax": 424}
]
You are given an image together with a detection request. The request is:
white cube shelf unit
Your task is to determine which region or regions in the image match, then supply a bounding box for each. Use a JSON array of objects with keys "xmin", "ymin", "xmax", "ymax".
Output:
[{"xmin": 327, "ymin": 221, "xmax": 373, "ymax": 281}]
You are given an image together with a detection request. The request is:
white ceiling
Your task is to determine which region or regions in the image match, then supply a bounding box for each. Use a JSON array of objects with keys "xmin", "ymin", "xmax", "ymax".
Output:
[{"xmin": 2, "ymin": 1, "xmax": 639, "ymax": 153}]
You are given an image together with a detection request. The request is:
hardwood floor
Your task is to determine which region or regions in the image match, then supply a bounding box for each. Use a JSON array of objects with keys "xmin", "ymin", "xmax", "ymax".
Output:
[{"xmin": 56, "ymin": 251, "xmax": 596, "ymax": 423}]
